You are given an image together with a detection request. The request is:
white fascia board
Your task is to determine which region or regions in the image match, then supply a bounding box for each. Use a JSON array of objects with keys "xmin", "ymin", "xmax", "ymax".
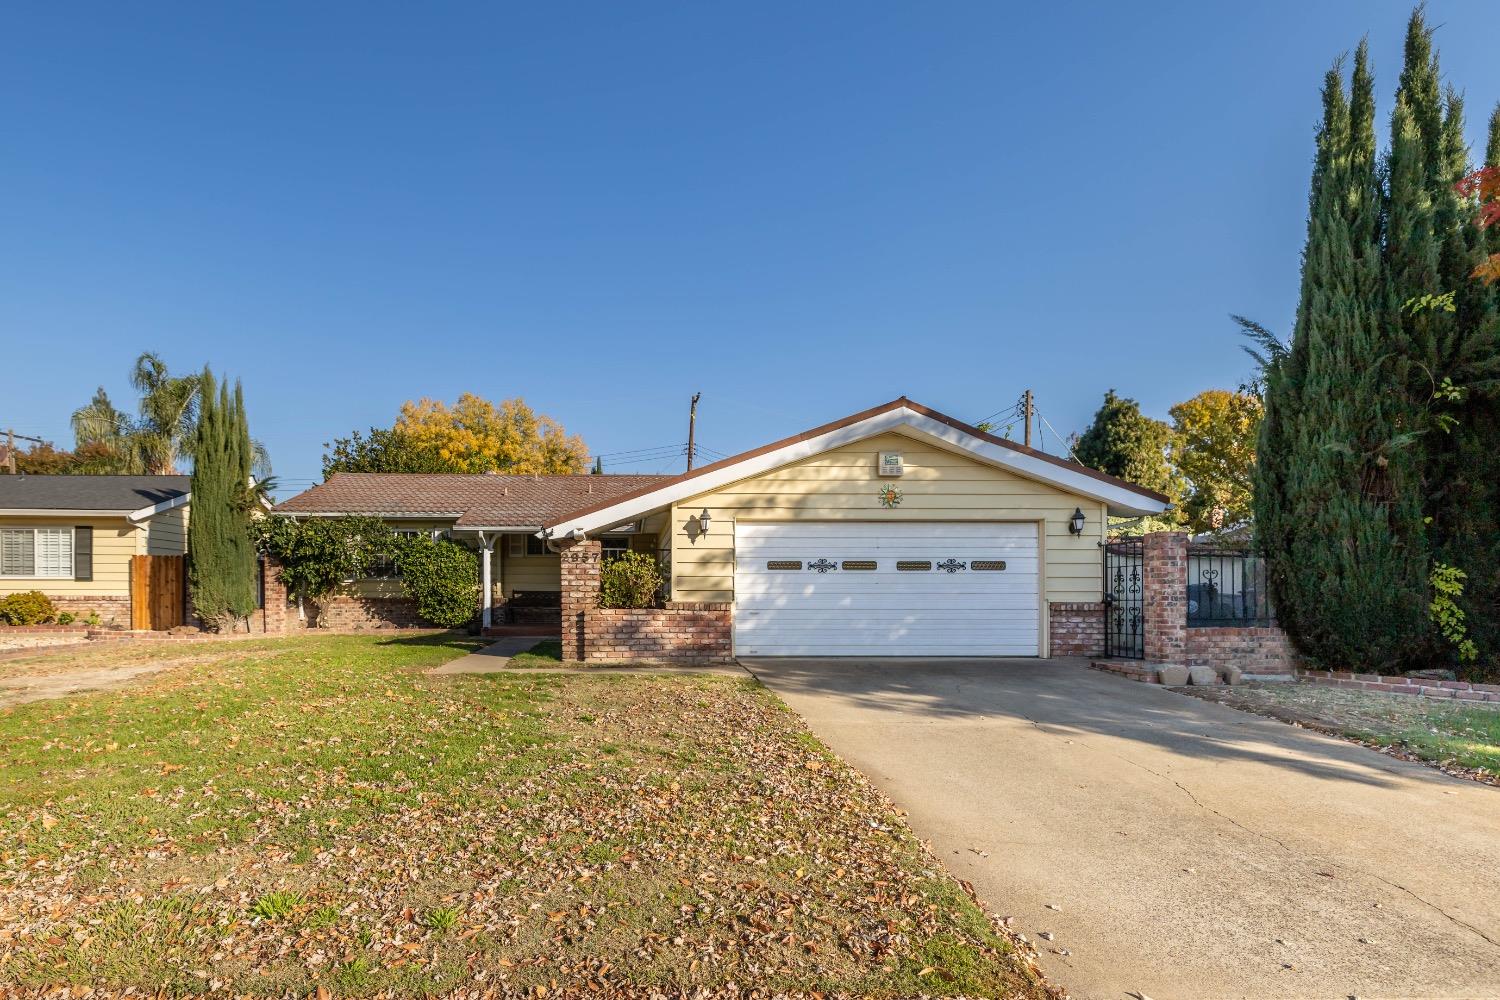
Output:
[
  {"xmin": 273, "ymin": 511, "xmax": 464, "ymax": 520},
  {"xmin": 892, "ymin": 414, "xmax": 1168, "ymax": 517},
  {"xmin": 450, "ymin": 525, "xmax": 541, "ymax": 533},
  {"xmin": 541, "ymin": 407, "xmax": 1166, "ymax": 538},
  {"xmin": 127, "ymin": 492, "xmax": 192, "ymax": 523}
]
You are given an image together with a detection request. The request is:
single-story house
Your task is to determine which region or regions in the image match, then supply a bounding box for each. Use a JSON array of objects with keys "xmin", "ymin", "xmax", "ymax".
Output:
[
  {"xmin": 0, "ymin": 474, "xmax": 191, "ymax": 626},
  {"xmin": 273, "ymin": 398, "xmax": 1168, "ymax": 656}
]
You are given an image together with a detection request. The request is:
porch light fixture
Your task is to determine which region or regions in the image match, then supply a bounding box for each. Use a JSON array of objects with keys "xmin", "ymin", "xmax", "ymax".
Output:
[
  {"xmin": 697, "ymin": 508, "xmax": 712, "ymax": 534},
  {"xmin": 1068, "ymin": 507, "xmax": 1086, "ymax": 536}
]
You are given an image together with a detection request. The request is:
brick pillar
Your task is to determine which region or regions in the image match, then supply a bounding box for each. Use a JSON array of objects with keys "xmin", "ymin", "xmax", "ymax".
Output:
[
  {"xmin": 559, "ymin": 538, "xmax": 602, "ymax": 661},
  {"xmin": 1142, "ymin": 531, "xmax": 1188, "ymax": 663},
  {"xmin": 260, "ymin": 557, "xmax": 297, "ymax": 634}
]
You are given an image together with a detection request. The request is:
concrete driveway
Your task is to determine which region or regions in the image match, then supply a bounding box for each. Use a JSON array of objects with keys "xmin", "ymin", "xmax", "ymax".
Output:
[{"xmin": 745, "ymin": 657, "xmax": 1500, "ymax": 1000}]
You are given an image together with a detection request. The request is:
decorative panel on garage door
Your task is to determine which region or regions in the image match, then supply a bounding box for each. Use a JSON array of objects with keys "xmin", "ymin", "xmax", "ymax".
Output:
[{"xmin": 733, "ymin": 521, "xmax": 1040, "ymax": 656}]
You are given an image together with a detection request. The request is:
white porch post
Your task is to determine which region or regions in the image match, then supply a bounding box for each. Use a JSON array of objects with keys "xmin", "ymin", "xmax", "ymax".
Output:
[{"xmin": 480, "ymin": 532, "xmax": 494, "ymax": 629}]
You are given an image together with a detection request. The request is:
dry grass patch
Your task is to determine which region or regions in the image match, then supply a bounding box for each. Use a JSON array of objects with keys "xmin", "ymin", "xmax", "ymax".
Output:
[
  {"xmin": 0, "ymin": 634, "xmax": 1052, "ymax": 998},
  {"xmin": 1182, "ymin": 682, "xmax": 1500, "ymax": 783}
]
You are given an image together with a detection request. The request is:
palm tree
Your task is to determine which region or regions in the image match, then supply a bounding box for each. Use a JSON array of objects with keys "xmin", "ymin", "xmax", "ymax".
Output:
[
  {"xmin": 129, "ymin": 353, "xmax": 204, "ymax": 474},
  {"xmin": 69, "ymin": 353, "xmax": 207, "ymax": 474}
]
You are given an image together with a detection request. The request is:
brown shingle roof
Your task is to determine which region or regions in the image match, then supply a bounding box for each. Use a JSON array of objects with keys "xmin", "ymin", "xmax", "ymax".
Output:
[{"xmin": 273, "ymin": 473, "xmax": 673, "ymax": 529}]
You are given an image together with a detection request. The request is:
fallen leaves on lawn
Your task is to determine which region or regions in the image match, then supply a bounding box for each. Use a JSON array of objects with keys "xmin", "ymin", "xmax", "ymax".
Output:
[{"xmin": 0, "ymin": 636, "xmax": 1057, "ymax": 999}]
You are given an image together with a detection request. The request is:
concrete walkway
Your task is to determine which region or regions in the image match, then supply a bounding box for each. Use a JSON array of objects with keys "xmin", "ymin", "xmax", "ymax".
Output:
[
  {"xmin": 427, "ymin": 636, "xmax": 542, "ymax": 674},
  {"xmin": 746, "ymin": 656, "xmax": 1500, "ymax": 1000}
]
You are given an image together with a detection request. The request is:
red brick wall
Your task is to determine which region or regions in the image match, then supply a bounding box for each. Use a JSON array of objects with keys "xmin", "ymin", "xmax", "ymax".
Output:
[
  {"xmin": 259, "ymin": 557, "xmax": 429, "ymax": 632},
  {"xmin": 1049, "ymin": 601, "xmax": 1104, "ymax": 657},
  {"xmin": 583, "ymin": 603, "xmax": 733, "ymax": 663},
  {"xmin": 1142, "ymin": 532, "xmax": 1187, "ymax": 663},
  {"xmin": 46, "ymin": 595, "xmax": 132, "ymax": 628},
  {"xmin": 1186, "ymin": 626, "xmax": 1299, "ymax": 677}
]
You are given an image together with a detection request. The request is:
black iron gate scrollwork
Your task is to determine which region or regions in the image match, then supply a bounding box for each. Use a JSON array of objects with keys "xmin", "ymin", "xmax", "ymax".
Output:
[{"xmin": 1103, "ymin": 538, "xmax": 1144, "ymax": 659}]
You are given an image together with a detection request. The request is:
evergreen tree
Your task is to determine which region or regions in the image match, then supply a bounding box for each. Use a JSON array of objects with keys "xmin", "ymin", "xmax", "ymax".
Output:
[
  {"xmin": 1258, "ymin": 45, "xmax": 1432, "ymax": 669},
  {"xmin": 1259, "ymin": 10, "xmax": 1500, "ymax": 674},
  {"xmin": 189, "ymin": 371, "xmax": 259, "ymax": 630},
  {"xmin": 1073, "ymin": 390, "xmax": 1183, "ymax": 504}
]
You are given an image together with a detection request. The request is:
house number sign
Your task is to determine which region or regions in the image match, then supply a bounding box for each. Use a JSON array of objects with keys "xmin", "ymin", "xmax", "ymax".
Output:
[{"xmin": 562, "ymin": 550, "xmax": 600, "ymax": 563}]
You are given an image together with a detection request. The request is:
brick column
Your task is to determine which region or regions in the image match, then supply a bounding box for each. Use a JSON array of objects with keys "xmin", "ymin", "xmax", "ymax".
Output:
[
  {"xmin": 260, "ymin": 557, "xmax": 296, "ymax": 634},
  {"xmin": 1142, "ymin": 531, "xmax": 1187, "ymax": 663},
  {"xmin": 559, "ymin": 538, "xmax": 602, "ymax": 661}
]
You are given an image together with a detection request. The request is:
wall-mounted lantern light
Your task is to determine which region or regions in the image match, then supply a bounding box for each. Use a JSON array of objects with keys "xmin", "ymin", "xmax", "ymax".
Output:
[
  {"xmin": 697, "ymin": 508, "xmax": 712, "ymax": 534},
  {"xmin": 1068, "ymin": 507, "xmax": 1086, "ymax": 536}
]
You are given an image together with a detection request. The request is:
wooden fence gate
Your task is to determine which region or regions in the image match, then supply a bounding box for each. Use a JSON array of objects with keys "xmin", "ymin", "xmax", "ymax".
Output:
[{"xmin": 131, "ymin": 554, "xmax": 185, "ymax": 631}]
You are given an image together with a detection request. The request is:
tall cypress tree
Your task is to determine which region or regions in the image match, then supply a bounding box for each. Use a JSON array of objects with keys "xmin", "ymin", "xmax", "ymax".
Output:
[
  {"xmin": 1259, "ymin": 45, "xmax": 1431, "ymax": 669},
  {"xmin": 189, "ymin": 371, "xmax": 258, "ymax": 629},
  {"xmin": 1262, "ymin": 10, "xmax": 1500, "ymax": 674}
]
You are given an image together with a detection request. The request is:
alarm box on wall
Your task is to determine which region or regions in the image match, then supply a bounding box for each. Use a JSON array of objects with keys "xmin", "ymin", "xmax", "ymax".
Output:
[{"xmin": 877, "ymin": 451, "xmax": 904, "ymax": 477}]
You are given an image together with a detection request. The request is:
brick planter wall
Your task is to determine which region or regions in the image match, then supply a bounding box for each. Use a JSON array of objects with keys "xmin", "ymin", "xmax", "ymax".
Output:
[
  {"xmin": 583, "ymin": 603, "xmax": 733, "ymax": 663},
  {"xmin": 1049, "ymin": 601, "xmax": 1104, "ymax": 657},
  {"xmin": 1298, "ymin": 670, "xmax": 1500, "ymax": 703},
  {"xmin": 1186, "ymin": 626, "xmax": 1300, "ymax": 678}
]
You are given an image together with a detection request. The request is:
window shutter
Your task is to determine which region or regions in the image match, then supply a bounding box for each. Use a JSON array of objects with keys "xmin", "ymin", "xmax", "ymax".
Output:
[{"xmin": 74, "ymin": 526, "xmax": 93, "ymax": 581}]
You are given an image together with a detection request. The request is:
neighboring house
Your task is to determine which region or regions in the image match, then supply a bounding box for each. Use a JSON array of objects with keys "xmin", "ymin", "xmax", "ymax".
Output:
[
  {"xmin": 274, "ymin": 398, "xmax": 1168, "ymax": 656},
  {"xmin": 0, "ymin": 475, "xmax": 191, "ymax": 625}
]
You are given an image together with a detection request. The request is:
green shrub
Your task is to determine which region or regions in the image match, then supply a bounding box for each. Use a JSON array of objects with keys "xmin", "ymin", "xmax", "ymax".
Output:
[
  {"xmin": 0, "ymin": 591, "xmax": 57, "ymax": 626},
  {"xmin": 393, "ymin": 535, "xmax": 479, "ymax": 628},
  {"xmin": 599, "ymin": 550, "xmax": 664, "ymax": 609},
  {"xmin": 56, "ymin": 611, "xmax": 76, "ymax": 625}
]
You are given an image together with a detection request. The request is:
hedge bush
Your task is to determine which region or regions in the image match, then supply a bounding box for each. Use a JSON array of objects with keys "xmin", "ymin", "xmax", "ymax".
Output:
[
  {"xmin": 393, "ymin": 535, "xmax": 480, "ymax": 629},
  {"xmin": 599, "ymin": 551, "xmax": 664, "ymax": 609},
  {"xmin": 0, "ymin": 591, "xmax": 57, "ymax": 626}
]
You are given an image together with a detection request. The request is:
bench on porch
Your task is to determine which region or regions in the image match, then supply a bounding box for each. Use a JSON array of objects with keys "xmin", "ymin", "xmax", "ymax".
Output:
[{"xmin": 505, "ymin": 590, "xmax": 561, "ymax": 626}]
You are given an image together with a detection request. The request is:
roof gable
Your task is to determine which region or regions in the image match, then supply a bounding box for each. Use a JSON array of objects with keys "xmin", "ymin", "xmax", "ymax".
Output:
[{"xmin": 541, "ymin": 398, "xmax": 1169, "ymax": 536}]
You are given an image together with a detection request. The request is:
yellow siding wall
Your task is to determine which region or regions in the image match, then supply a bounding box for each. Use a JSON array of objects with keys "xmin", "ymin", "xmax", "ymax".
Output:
[
  {"xmin": 142, "ymin": 507, "xmax": 188, "ymax": 555},
  {"xmin": 669, "ymin": 431, "xmax": 1108, "ymax": 612},
  {"xmin": 500, "ymin": 538, "xmax": 559, "ymax": 596},
  {"xmin": 0, "ymin": 516, "xmax": 138, "ymax": 597}
]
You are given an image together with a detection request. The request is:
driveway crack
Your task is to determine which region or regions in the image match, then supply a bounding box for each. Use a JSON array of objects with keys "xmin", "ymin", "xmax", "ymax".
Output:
[{"xmin": 1020, "ymin": 713, "xmax": 1500, "ymax": 953}]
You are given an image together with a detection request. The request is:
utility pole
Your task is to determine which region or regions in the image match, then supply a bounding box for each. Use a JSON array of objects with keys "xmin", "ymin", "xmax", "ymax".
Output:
[
  {"xmin": 685, "ymin": 392, "xmax": 701, "ymax": 471},
  {"xmin": 1, "ymin": 429, "xmax": 45, "ymax": 474},
  {"xmin": 1022, "ymin": 390, "xmax": 1034, "ymax": 449}
]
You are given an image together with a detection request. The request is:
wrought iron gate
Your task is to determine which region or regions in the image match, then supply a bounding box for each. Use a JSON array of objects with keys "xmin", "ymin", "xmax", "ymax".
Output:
[{"xmin": 1103, "ymin": 538, "xmax": 1144, "ymax": 659}]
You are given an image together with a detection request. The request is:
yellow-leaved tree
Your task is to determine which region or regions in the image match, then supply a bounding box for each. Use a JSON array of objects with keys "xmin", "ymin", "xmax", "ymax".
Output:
[
  {"xmin": 395, "ymin": 394, "xmax": 589, "ymax": 474},
  {"xmin": 1168, "ymin": 388, "xmax": 1262, "ymax": 535}
]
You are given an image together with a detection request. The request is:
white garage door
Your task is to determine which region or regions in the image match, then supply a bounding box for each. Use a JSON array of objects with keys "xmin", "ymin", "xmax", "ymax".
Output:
[{"xmin": 734, "ymin": 521, "xmax": 1040, "ymax": 656}]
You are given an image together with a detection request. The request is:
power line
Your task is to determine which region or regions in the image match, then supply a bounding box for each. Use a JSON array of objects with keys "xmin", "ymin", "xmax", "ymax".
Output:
[{"xmin": 1036, "ymin": 410, "xmax": 1079, "ymax": 461}]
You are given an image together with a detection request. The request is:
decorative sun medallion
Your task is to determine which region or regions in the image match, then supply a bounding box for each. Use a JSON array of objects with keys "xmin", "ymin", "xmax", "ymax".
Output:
[{"xmin": 877, "ymin": 485, "xmax": 904, "ymax": 508}]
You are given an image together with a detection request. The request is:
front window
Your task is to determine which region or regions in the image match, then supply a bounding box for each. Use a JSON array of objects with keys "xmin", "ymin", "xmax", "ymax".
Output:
[
  {"xmin": 601, "ymin": 536, "xmax": 631, "ymax": 562},
  {"xmin": 367, "ymin": 529, "xmax": 429, "ymax": 579},
  {"xmin": 0, "ymin": 528, "xmax": 72, "ymax": 578}
]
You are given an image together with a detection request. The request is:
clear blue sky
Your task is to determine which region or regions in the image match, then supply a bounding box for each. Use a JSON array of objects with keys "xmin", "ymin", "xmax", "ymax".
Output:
[{"xmin": 4, "ymin": 2, "xmax": 1498, "ymax": 494}]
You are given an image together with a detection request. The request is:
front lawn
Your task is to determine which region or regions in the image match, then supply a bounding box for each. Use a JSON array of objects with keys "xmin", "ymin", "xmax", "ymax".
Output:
[
  {"xmin": 1182, "ymin": 682, "xmax": 1500, "ymax": 782},
  {"xmin": 504, "ymin": 638, "xmax": 563, "ymax": 668},
  {"xmin": 0, "ymin": 634, "xmax": 1051, "ymax": 997}
]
